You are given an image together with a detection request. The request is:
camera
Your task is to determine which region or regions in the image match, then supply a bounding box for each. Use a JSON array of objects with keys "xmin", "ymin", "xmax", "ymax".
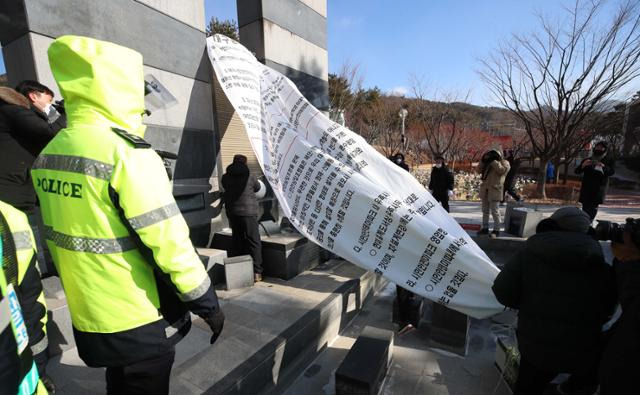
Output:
[
  {"xmin": 482, "ymin": 150, "xmax": 501, "ymax": 164},
  {"xmin": 594, "ymin": 218, "xmax": 640, "ymax": 247}
]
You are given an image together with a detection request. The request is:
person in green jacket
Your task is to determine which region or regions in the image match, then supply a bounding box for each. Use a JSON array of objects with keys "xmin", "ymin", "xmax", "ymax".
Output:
[
  {"xmin": 0, "ymin": 207, "xmax": 48, "ymax": 395},
  {"xmin": 32, "ymin": 35, "xmax": 224, "ymax": 394}
]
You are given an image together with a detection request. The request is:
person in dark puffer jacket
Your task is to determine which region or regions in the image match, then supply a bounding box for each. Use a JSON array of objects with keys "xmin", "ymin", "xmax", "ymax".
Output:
[
  {"xmin": 599, "ymin": 227, "xmax": 640, "ymax": 395},
  {"xmin": 574, "ymin": 141, "xmax": 615, "ymax": 221},
  {"xmin": 0, "ymin": 82, "xmax": 66, "ymax": 211},
  {"xmin": 221, "ymin": 154, "xmax": 263, "ymax": 281},
  {"xmin": 428, "ymin": 155, "xmax": 454, "ymax": 212},
  {"xmin": 492, "ymin": 207, "xmax": 616, "ymax": 395}
]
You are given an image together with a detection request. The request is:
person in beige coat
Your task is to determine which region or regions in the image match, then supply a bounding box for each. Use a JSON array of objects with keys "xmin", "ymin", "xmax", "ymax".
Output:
[{"xmin": 478, "ymin": 149, "xmax": 510, "ymax": 237}]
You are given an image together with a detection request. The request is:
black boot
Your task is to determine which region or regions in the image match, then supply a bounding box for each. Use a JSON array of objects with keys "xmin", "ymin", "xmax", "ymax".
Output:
[{"xmin": 491, "ymin": 230, "xmax": 500, "ymax": 238}]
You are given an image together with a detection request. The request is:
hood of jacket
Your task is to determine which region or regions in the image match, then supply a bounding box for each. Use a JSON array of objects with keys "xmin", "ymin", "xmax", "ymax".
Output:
[
  {"xmin": 0, "ymin": 87, "xmax": 30, "ymax": 108},
  {"xmin": 490, "ymin": 149, "xmax": 503, "ymax": 159},
  {"xmin": 225, "ymin": 161, "xmax": 250, "ymax": 176},
  {"xmin": 47, "ymin": 35, "xmax": 146, "ymax": 137},
  {"xmin": 526, "ymin": 231, "xmax": 603, "ymax": 271}
]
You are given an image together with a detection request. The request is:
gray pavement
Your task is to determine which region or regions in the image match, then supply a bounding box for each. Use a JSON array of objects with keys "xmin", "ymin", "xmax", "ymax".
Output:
[
  {"xmin": 449, "ymin": 200, "xmax": 637, "ymax": 226},
  {"xmin": 46, "ymin": 260, "xmax": 386, "ymax": 394},
  {"xmin": 284, "ymin": 283, "xmax": 514, "ymax": 395}
]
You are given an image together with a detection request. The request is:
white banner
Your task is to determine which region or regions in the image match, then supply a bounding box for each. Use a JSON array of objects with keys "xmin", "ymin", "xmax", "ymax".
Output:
[{"xmin": 207, "ymin": 35, "xmax": 503, "ymax": 319}]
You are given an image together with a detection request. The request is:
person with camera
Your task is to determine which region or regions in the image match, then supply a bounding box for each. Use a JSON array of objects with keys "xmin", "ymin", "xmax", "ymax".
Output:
[
  {"xmin": 598, "ymin": 219, "xmax": 640, "ymax": 394},
  {"xmin": 492, "ymin": 207, "xmax": 617, "ymax": 395},
  {"xmin": 575, "ymin": 141, "xmax": 615, "ymax": 221},
  {"xmin": 478, "ymin": 149, "xmax": 510, "ymax": 237}
]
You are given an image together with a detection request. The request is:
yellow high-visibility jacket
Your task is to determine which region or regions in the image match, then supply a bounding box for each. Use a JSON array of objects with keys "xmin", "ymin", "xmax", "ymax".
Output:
[
  {"xmin": 0, "ymin": 202, "xmax": 48, "ymax": 368},
  {"xmin": 31, "ymin": 35, "xmax": 220, "ymax": 367},
  {"xmin": 0, "ymin": 208, "xmax": 47, "ymax": 395}
]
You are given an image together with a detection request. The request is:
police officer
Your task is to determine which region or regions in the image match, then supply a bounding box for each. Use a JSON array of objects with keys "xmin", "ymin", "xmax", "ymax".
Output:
[
  {"xmin": 32, "ymin": 36, "xmax": 224, "ymax": 394},
  {"xmin": 1, "ymin": 204, "xmax": 48, "ymax": 395}
]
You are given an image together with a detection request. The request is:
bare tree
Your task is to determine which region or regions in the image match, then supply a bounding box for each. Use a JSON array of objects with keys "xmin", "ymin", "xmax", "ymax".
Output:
[
  {"xmin": 449, "ymin": 128, "xmax": 496, "ymax": 166},
  {"xmin": 328, "ymin": 62, "xmax": 364, "ymax": 123},
  {"xmin": 363, "ymin": 97, "xmax": 402, "ymax": 158},
  {"xmin": 479, "ymin": 0, "xmax": 640, "ymax": 197},
  {"xmin": 206, "ymin": 18, "xmax": 239, "ymax": 40},
  {"xmin": 409, "ymin": 75, "xmax": 472, "ymax": 159}
]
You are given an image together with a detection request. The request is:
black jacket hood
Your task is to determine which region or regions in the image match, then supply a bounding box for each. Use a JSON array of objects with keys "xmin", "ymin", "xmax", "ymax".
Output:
[
  {"xmin": 526, "ymin": 231, "xmax": 603, "ymax": 271},
  {"xmin": 225, "ymin": 161, "xmax": 250, "ymax": 176}
]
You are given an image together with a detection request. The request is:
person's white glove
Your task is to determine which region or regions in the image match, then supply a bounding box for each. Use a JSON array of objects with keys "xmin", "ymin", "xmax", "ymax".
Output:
[
  {"xmin": 447, "ymin": 190, "xmax": 454, "ymax": 197},
  {"xmin": 255, "ymin": 179, "xmax": 267, "ymax": 199}
]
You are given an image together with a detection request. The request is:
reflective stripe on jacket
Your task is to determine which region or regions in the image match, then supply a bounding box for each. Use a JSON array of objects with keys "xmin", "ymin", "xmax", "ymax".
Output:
[{"xmin": 0, "ymin": 215, "xmax": 45, "ymax": 395}]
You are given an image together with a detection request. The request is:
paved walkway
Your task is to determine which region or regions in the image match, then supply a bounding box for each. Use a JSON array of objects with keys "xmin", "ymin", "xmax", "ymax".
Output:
[
  {"xmin": 285, "ymin": 283, "xmax": 514, "ymax": 395},
  {"xmin": 449, "ymin": 200, "xmax": 637, "ymax": 227}
]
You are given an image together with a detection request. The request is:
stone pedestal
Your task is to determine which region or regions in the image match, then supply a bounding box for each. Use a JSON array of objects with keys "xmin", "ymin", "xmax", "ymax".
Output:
[
  {"xmin": 211, "ymin": 228, "xmax": 322, "ymax": 280},
  {"xmin": 223, "ymin": 255, "xmax": 254, "ymax": 290},
  {"xmin": 335, "ymin": 326, "xmax": 394, "ymax": 395},
  {"xmin": 197, "ymin": 248, "xmax": 227, "ymax": 285},
  {"xmin": 423, "ymin": 301, "xmax": 470, "ymax": 357},
  {"xmin": 505, "ymin": 207, "xmax": 544, "ymax": 238}
]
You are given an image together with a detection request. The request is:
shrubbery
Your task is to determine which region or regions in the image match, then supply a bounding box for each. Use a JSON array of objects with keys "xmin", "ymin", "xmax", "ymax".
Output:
[{"xmin": 411, "ymin": 169, "xmax": 535, "ymax": 201}]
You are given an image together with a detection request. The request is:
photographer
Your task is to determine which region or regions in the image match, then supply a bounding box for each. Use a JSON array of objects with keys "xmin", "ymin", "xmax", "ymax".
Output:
[
  {"xmin": 599, "ymin": 219, "xmax": 640, "ymax": 394},
  {"xmin": 575, "ymin": 141, "xmax": 615, "ymax": 221},
  {"xmin": 478, "ymin": 149, "xmax": 510, "ymax": 237}
]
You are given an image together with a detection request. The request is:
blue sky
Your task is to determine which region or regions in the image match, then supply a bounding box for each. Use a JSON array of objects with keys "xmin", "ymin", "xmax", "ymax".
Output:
[
  {"xmin": 3, "ymin": 1, "xmax": 637, "ymax": 106},
  {"xmin": 206, "ymin": 0, "xmax": 638, "ymax": 105}
]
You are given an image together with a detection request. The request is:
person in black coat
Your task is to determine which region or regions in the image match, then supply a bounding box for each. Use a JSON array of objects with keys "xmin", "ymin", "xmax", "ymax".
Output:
[
  {"xmin": 501, "ymin": 151, "xmax": 522, "ymax": 204},
  {"xmin": 0, "ymin": 82, "xmax": 66, "ymax": 211},
  {"xmin": 599, "ymin": 226, "xmax": 640, "ymax": 394},
  {"xmin": 428, "ymin": 155, "xmax": 454, "ymax": 212},
  {"xmin": 221, "ymin": 154, "xmax": 263, "ymax": 281},
  {"xmin": 492, "ymin": 207, "xmax": 616, "ymax": 395},
  {"xmin": 575, "ymin": 142, "xmax": 615, "ymax": 221},
  {"xmin": 390, "ymin": 152, "xmax": 410, "ymax": 171},
  {"xmin": 388, "ymin": 152, "xmax": 420, "ymax": 328}
]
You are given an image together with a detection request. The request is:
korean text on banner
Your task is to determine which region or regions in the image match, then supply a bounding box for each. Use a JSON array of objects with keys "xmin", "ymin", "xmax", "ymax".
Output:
[{"xmin": 207, "ymin": 35, "xmax": 504, "ymax": 319}]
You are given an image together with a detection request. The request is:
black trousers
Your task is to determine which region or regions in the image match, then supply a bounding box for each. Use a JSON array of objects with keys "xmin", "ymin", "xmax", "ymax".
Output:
[
  {"xmin": 395, "ymin": 286, "xmax": 421, "ymax": 327},
  {"xmin": 106, "ymin": 349, "xmax": 175, "ymax": 395},
  {"xmin": 228, "ymin": 215, "xmax": 263, "ymax": 274},
  {"xmin": 502, "ymin": 186, "xmax": 521, "ymax": 202},
  {"xmin": 581, "ymin": 203, "xmax": 599, "ymax": 221},
  {"xmin": 515, "ymin": 356, "xmax": 599, "ymax": 395},
  {"xmin": 433, "ymin": 192, "xmax": 450, "ymax": 213}
]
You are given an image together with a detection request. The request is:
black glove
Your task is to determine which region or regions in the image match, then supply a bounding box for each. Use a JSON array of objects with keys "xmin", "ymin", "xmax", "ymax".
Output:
[
  {"xmin": 203, "ymin": 310, "xmax": 225, "ymax": 344},
  {"xmin": 52, "ymin": 100, "xmax": 65, "ymax": 115}
]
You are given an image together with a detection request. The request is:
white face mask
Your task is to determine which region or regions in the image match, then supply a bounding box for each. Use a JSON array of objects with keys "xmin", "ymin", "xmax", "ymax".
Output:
[
  {"xmin": 435, "ymin": 163, "xmax": 442, "ymax": 168},
  {"xmin": 42, "ymin": 103, "xmax": 53, "ymax": 116}
]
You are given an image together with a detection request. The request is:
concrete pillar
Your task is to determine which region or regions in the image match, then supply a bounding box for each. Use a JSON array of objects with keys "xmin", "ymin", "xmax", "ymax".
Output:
[
  {"xmin": 237, "ymin": 0, "xmax": 329, "ymax": 111},
  {"xmin": 0, "ymin": 0, "xmax": 219, "ymax": 246},
  {"xmin": 211, "ymin": 0, "xmax": 329, "ymax": 227}
]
